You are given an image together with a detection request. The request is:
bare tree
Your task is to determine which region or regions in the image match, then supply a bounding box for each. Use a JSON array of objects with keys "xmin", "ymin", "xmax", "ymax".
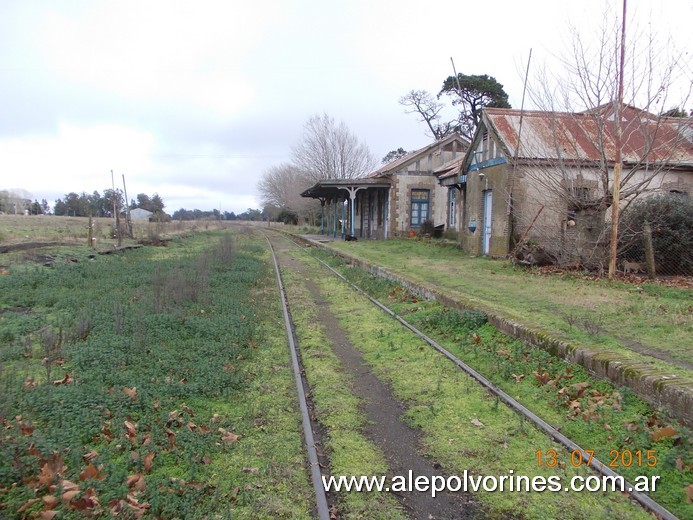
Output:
[
  {"xmin": 399, "ymin": 90, "xmax": 456, "ymax": 140},
  {"xmin": 291, "ymin": 113, "xmax": 377, "ymax": 182},
  {"xmin": 400, "ymin": 75, "xmax": 511, "ymax": 141},
  {"xmin": 517, "ymin": 6, "xmax": 692, "ymax": 269},
  {"xmin": 257, "ymin": 162, "xmax": 319, "ymax": 218}
]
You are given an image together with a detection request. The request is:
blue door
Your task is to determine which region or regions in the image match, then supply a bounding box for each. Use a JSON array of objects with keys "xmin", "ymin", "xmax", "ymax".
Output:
[{"xmin": 482, "ymin": 191, "xmax": 492, "ymax": 255}]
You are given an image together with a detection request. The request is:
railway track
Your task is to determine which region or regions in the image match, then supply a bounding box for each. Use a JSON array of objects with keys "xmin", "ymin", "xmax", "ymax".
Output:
[
  {"xmin": 265, "ymin": 235, "xmax": 331, "ymax": 520},
  {"xmin": 265, "ymin": 231, "xmax": 679, "ymax": 520}
]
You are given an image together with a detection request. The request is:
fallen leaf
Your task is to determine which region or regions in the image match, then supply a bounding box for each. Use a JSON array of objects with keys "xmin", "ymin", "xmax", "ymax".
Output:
[
  {"xmin": 28, "ymin": 443, "xmax": 42, "ymax": 457},
  {"xmin": 79, "ymin": 463, "xmax": 105, "ymax": 481},
  {"xmin": 19, "ymin": 422, "xmax": 35, "ymax": 436},
  {"xmin": 676, "ymin": 458, "xmax": 685, "ymax": 471},
  {"xmin": 221, "ymin": 430, "xmax": 240, "ymax": 444},
  {"xmin": 512, "ymin": 373, "xmax": 525, "ymax": 382},
  {"xmin": 686, "ymin": 483, "xmax": 693, "ymax": 504},
  {"xmin": 52, "ymin": 372, "xmax": 74, "ymax": 385},
  {"xmin": 652, "ymin": 425, "xmax": 678, "ymax": 442},
  {"xmin": 123, "ymin": 387, "xmax": 137, "ymax": 400},
  {"xmin": 470, "ymin": 418, "xmax": 485, "ymax": 428},
  {"xmin": 533, "ymin": 371, "xmax": 550, "ymax": 385},
  {"xmin": 242, "ymin": 467, "xmax": 259, "ymax": 473},
  {"xmin": 143, "ymin": 452, "xmax": 155, "ymax": 474},
  {"xmin": 82, "ymin": 450, "xmax": 99, "ymax": 462},
  {"xmin": 124, "ymin": 420, "xmax": 137, "ymax": 441},
  {"xmin": 62, "ymin": 488, "xmax": 81, "ymax": 502},
  {"xmin": 126, "ymin": 473, "xmax": 146, "ymax": 492},
  {"xmin": 42, "ymin": 495, "xmax": 59, "ymax": 508},
  {"xmin": 68, "ymin": 487, "xmax": 100, "ymax": 512},
  {"xmin": 39, "ymin": 511, "xmax": 59, "ymax": 519},
  {"xmin": 38, "ymin": 455, "xmax": 66, "ymax": 487},
  {"xmin": 17, "ymin": 498, "xmax": 41, "ymax": 513},
  {"xmin": 571, "ymin": 382, "xmax": 590, "ymax": 397}
]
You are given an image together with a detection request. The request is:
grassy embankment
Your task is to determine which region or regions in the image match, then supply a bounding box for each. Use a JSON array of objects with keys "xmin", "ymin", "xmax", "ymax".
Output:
[
  {"xmin": 325, "ymin": 238, "xmax": 692, "ymax": 374},
  {"xmin": 0, "ymin": 230, "xmax": 313, "ymax": 518}
]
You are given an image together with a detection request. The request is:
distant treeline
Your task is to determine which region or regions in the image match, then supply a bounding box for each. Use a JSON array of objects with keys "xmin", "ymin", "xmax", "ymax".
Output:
[
  {"xmin": 2, "ymin": 187, "xmax": 266, "ymax": 222},
  {"xmin": 171, "ymin": 208, "xmax": 263, "ymax": 221},
  {"xmin": 52, "ymin": 190, "xmax": 166, "ymax": 218}
]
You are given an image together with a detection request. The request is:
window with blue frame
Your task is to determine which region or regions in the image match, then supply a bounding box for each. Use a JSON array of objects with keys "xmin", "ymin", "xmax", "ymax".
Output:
[{"xmin": 410, "ymin": 189, "xmax": 430, "ymax": 227}]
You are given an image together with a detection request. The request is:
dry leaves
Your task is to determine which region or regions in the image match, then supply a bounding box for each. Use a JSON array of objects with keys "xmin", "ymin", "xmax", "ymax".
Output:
[
  {"xmin": 143, "ymin": 452, "xmax": 155, "ymax": 474},
  {"xmin": 651, "ymin": 425, "xmax": 678, "ymax": 442},
  {"xmin": 219, "ymin": 428, "xmax": 240, "ymax": 445}
]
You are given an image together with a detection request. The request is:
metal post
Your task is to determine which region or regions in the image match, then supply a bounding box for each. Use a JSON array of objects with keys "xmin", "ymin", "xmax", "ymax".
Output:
[
  {"xmin": 350, "ymin": 191, "xmax": 356, "ymax": 237},
  {"xmin": 333, "ymin": 197, "xmax": 337, "ymax": 238},
  {"xmin": 320, "ymin": 199, "xmax": 325, "ymax": 235}
]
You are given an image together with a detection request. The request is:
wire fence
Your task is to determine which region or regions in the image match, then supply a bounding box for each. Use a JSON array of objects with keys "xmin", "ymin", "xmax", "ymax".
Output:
[{"xmin": 618, "ymin": 196, "xmax": 692, "ymax": 278}]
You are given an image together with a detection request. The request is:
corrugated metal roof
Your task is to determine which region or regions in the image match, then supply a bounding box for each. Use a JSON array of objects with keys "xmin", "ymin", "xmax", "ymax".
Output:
[{"xmin": 485, "ymin": 105, "xmax": 693, "ymax": 166}]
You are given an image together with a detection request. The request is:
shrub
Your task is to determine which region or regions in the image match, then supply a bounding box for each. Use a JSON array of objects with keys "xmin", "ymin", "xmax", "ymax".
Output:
[
  {"xmin": 619, "ymin": 194, "xmax": 693, "ymax": 275},
  {"xmin": 418, "ymin": 219, "xmax": 435, "ymax": 237}
]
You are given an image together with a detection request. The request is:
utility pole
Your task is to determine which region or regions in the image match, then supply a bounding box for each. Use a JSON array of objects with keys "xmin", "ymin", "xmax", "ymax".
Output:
[
  {"xmin": 122, "ymin": 174, "xmax": 133, "ymax": 238},
  {"xmin": 608, "ymin": 0, "xmax": 627, "ymax": 279},
  {"xmin": 111, "ymin": 170, "xmax": 121, "ymax": 247}
]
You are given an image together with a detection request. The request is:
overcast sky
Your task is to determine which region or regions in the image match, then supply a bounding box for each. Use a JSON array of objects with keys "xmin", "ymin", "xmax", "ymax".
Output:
[{"xmin": 1, "ymin": 0, "xmax": 690, "ymax": 214}]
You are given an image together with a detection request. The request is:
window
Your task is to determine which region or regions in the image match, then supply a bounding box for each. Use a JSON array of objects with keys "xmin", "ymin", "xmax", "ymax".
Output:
[
  {"xmin": 449, "ymin": 188, "xmax": 456, "ymax": 227},
  {"xmin": 410, "ymin": 189, "xmax": 430, "ymax": 227},
  {"xmin": 568, "ymin": 186, "xmax": 592, "ymax": 211}
]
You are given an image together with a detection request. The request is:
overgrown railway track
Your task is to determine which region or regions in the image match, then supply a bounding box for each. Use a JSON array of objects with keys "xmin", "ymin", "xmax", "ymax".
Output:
[
  {"xmin": 265, "ymin": 234, "xmax": 331, "ymax": 520},
  {"xmin": 265, "ymin": 230, "xmax": 679, "ymax": 520}
]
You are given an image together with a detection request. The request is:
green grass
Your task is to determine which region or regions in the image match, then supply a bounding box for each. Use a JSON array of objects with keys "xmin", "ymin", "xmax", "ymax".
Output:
[
  {"xmin": 322, "ymin": 238, "xmax": 692, "ymax": 374},
  {"xmin": 0, "ymin": 230, "xmax": 313, "ymax": 519},
  {"xmin": 305, "ymin": 249, "xmax": 691, "ymax": 519}
]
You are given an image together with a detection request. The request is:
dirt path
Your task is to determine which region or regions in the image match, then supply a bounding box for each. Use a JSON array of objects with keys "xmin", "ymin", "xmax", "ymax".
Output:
[{"xmin": 273, "ymin": 236, "xmax": 478, "ymax": 519}]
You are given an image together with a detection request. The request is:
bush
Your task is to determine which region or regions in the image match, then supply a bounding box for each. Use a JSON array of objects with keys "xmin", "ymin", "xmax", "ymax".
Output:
[
  {"xmin": 619, "ymin": 194, "xmax": 693, "ymax": 275},
  {"xmin": 418, "ymin": 219, "xmax": 435, "ymax": 237},
  {"xmin": 277, "ymin": 208, "xmax": 298, "ymax": 225}
]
